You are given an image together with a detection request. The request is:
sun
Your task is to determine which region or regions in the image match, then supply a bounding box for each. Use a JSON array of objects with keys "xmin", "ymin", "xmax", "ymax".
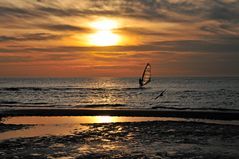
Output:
[
  {"xmin": 88, "ymin": 19, "xmax": 121, "ymax": 46},
  {"xmin": 89, "ymin": 31, "xmax": 120, "ymax": 46}
]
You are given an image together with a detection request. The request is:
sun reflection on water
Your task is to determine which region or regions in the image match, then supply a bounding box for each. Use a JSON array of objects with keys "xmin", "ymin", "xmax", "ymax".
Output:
[
  {"xmin": 95, "ymin": 116, "xmax": 113, "ymax": 123},
  {"xmin": 85, "ymin": 78, "xmax": 125, "ymax": 107},
  {"xmin": 3, "ymin": 116, "xmax": 186, "ymax": 125}
]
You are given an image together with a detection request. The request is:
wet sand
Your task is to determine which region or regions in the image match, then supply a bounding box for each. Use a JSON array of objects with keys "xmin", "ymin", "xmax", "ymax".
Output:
[
  {"xmin": 0, "ymin": 121, "xmax": 239, "ymax": 158},
  {"xmin": 0, "ymin": 123, "xmax": 31, "ymax": 133}
]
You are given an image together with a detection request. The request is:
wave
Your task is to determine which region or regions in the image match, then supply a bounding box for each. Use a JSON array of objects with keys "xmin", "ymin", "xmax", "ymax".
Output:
[
  {"xmin": 1, "ymin": 87, "xmax": 43, "ymax": 91},
  {"xmin": 0, "ymin": 100, "xmax": 49, "ymax": 106},
  {"xmin": 0, "ymin": 100, "xmax": 19, "ymax": 104},
  {"xmin": 77, "ymin": 104, "xmax": 127, "ymax": 108},
  {"xmin": 0, "ymin": 87, "xmax": 150, "ymax": 95},
  {"xmin": 182, "ymin": 90, "xmax": 198, "ymax": 93},
  {"xmin": 151, "ymin": 106, "xmax": 239, "ymax": 112},
  {"xmin": 0, "ymin": 87, "xmax": 124, "ymax": 92}
]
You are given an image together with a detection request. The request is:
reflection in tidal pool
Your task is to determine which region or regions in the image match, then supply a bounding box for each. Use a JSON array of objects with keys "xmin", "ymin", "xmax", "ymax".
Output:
[
  {"xmin": 2, "ymin": 116, "xmax": 182, "ymax": 125},
  {"xmin": 1, "ymin": 116, "xmax": 238, "ymax": 141},
  {"xmin": 0, "ymin": 124, "xmax": 88, "ymax": 141},
  {"xmin": 1, "ymin": 116, "xmax": 175, "ymax": 141}
]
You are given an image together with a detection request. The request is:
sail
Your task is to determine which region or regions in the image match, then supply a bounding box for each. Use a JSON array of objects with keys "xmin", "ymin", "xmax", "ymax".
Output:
[{"xmin": 141, "ymin": 63, "xmax": 151, "ymax": 86}]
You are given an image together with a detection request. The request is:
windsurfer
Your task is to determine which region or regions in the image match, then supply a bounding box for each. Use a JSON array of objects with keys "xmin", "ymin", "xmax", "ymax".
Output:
[{"xmin": 139, "ymin": 63, "xmax": 151, "ymax": 88}]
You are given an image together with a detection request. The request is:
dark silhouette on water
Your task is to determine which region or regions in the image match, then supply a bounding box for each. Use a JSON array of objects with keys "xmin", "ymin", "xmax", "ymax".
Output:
[
  {"xmin": 139, "ymin": 63, "xmax": 151, "ymax": 88},
  {"xmin": 139, "ymin": 78, "xmax": 143, "ymax": 87},
  {"xmin": 155, "ymin": 89, "xmax": 166, "ymax": 99}
]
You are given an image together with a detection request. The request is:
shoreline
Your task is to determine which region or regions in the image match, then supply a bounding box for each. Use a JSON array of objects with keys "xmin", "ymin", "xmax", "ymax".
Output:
[{"xmin": 1, "ymin": 108, "xmax": 239, "ymax": 120}]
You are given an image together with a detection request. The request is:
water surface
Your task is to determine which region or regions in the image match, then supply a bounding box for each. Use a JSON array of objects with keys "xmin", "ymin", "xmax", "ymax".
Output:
[{"xmin": 0, "ymin": 77, "xmax": 238, "ymax": 111}]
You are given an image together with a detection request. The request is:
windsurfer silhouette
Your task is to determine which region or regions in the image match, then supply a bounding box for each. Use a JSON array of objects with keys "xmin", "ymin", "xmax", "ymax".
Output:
[
  {"xmin": 139, "ymin": 78, "xmax": 143, "ymax": 87},
  {"xmin": 139, "ymin": 63, "xmax": 151, "ymax": 88}
]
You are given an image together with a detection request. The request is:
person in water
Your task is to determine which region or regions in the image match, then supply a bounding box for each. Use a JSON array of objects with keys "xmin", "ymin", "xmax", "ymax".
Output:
[{"xmin": 139, "ymin": 78, "xmax": 143, "ymax": 87}]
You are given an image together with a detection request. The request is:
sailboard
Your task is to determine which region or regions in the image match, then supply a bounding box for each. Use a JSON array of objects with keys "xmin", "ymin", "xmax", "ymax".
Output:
[{"xmin": 139, "ymin": 63, "xmax": 151, "ymax": 87}]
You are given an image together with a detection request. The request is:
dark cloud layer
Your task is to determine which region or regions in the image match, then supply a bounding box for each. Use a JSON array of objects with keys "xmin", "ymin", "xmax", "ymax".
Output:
[
  {"xmin": 1, "ymin": 39, "xmax": 238, "ymax": 54},
  {"xmin": 0, "ymin": 6, "xmax": 33, "ymax": 18},
  {"xmin": 116, "ymin": 27, "xmax": 172, "ymax": 36},
  {"xmin": 0, "ymin": 33, "xmax": 63, "ymax": 42},
  {"xmin": 1, "ymin": 0, "xmax": 239, "ymax": 22},
  {"xmin": 41, "ymin": 24, "xmax": 91, "ymax": 32}
]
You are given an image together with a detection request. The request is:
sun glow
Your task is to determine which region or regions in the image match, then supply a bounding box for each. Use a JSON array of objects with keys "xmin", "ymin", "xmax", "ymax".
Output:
[
  {"xmin": 88, "ymin": 19, "xmax": 121, "ymax": 46},
  {"xmin": 91, "ymin": 19, "xmax": 118, "ymax": 31},
  {"xmin": 96, "ymin": 116, "xmax": 113, "ymax": 123},
  {"xmin": 89, "ymin": 31, "xmax": 120, "ymax": 46}
]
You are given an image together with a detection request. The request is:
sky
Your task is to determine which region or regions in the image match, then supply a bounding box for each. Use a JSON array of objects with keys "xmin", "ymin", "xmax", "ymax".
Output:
[{"xmin": 0, "ymin": 0, "xmax": 239, "ymax": 77}]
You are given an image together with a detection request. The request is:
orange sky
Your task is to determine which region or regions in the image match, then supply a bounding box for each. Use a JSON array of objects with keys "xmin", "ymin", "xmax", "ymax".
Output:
[{"xmin": 0, "ymin": 0, "xmax": 239, "ymax": 77}]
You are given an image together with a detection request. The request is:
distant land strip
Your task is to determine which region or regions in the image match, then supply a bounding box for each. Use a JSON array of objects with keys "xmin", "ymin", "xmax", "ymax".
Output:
[{"xmin": 1, "ymin": 109, "xmax": 239, "ymax": 120}]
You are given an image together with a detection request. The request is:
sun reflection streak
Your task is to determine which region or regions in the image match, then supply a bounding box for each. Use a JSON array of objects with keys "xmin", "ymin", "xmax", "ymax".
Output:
[{"xmin": 85, "ymin": 78, "xmax": 123, "ymax": 105}]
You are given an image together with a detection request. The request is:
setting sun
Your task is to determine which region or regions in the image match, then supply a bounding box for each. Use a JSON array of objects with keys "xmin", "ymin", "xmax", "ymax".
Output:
[
  {"xmin": 89, "ymin": 31, "xmax": 120, "ymax": 46},
  {"xmin": 88, "ymin": 19, "xmax": 121, "ymax": 46}
]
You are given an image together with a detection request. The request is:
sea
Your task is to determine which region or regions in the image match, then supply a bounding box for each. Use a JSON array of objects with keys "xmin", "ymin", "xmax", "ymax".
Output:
[{"xmin": 0, "ymin": 77, "xmax": 239, "ymax": 111}]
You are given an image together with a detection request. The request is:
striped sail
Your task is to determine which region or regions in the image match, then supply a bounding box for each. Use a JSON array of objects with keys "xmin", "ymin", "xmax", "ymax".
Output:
[{"xmin": 141, "ymin": 63, "xmax": 151, "ymax": 86}]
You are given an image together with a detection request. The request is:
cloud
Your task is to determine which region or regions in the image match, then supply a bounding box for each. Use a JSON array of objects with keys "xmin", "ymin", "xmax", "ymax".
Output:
[
  {"xmin": 41, "ymin": 24, "xmax": 91, "ymax": 32},
  {"xmin": 115, "ymin": 27, "xmax": 172, "ymax": 36},
  {"xmin": 206, "ymin": 0, "xmax": 239, "ymax": 22},
  {"xmin": 0, "ymin": 33, "xmax": 63, "ymax": 42},
  {"xmin": 150, "ymin": 39, "xmax": 239, "ymax": 53},
  {"xmin": 0, "ymin": 56, "xmax": 32, "ymax": 63},
  {"xmin": 37, "ymin": 6, "xmax": 81, "ymax": 17},
  {"xmin": 8, "ymin": 0, "xmax": 236, "ymax": 41},
  {"xmin": 1, "ymin": 38, "xmax": 238, "ymax": 54},
  {"xmin": 1, "ymin": 0, "xmax": 239, "ymax": 24},
  {"xmin": 0, "ymin": 6, "xmax": 33, "ymax": 18}
]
